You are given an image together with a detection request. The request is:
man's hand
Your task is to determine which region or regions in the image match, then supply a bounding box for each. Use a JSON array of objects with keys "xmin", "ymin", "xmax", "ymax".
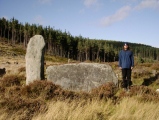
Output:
[
  {"xmin": 131, "ymin": 67, "xmax": 133, "ymax": 70},
  {"xmin": 119, "ymin": 67, "xmax": 122, "ymax": 69}
]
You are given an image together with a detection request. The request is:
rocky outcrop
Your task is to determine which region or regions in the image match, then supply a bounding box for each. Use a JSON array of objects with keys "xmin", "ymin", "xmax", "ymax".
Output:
[
  {"xmin": 25, "ymin": 35, "xmax": 45, "ymax": 85},
  {"xmin": 46, "ymin": 63, "xmax": 118, "ymax": 92}
]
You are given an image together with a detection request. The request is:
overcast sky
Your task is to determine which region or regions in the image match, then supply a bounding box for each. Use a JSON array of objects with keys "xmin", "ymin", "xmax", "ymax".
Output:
[{"xmin": 0, "ymin": 0, "xmax": 159, "ymax": 48}]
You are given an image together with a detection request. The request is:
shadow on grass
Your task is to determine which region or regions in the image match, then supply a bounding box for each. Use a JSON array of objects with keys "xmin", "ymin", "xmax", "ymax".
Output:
[{"xmin": 142, "ymin": 73, "xmax": 159, "ymax": 86}]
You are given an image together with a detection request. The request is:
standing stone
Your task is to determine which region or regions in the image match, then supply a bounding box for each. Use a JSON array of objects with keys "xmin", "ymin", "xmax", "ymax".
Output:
[
  {"xmin": 46, "ymin": 63, "xmax": 118, "ymax": 92},
  {"xmin": 26, "ymin": 35, "xmax": 45, "ymax": 85}
]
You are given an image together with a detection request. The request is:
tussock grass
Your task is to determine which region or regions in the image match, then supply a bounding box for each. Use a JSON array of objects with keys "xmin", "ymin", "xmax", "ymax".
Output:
[
  {"xmin": 109, "ymin": 97, "xmax": 159, "ymax": 120},
  {"xmin": 21, "ymin": 80, "xmax": 63, "ymax": 100},
  {"xmin": 33, "ymin": 97, "xmax": 159, "ymax": 120},
  {"xmin": 0, "ymin": 74, "xmax": 25, "ymax": 87},
  {"xmin": 151, "ymin": 63, "xmax": 159, "ymax": 71},
  {"xmin": 0, "ymin": 97, "xmax": 47, "ymax": 120},
  {"xmin": 33, "ymin": 99, "xmax": 114, "ymax": 120},
  {"xmin": 119, "ymin": 85, "xmax": 159, "ymax": 102},
  {"xmin": 91, "ymin": 82, "xmax": 117, "ymax": 99},
  {"xmin": 18, "ymin": 66, "xmax": 26, "ymax": 73},
  {"xmin": 0, "ymin": 76, "xmax": 117, "ymax": 120},
  {"xmin": 1, "ymin": 74, "xmax": 159, "ymax": 119}
]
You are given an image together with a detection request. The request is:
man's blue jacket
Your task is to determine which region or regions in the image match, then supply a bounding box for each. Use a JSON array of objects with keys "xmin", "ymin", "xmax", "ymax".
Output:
[{"xmin": 119, "ymin": 50, "xmax": 134, "ymax": 69}]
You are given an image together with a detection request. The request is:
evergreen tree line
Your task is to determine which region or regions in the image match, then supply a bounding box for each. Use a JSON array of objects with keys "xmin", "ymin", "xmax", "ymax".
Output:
[{"xmin": 0, "ymin": 17, "xmax": 159, "ymax": 62}]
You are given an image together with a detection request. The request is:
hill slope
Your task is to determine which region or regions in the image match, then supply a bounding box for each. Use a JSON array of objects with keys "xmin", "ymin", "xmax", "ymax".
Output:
[{"xmin": 1, "ymin": 41, "xmax": 159, "ymax": 120}]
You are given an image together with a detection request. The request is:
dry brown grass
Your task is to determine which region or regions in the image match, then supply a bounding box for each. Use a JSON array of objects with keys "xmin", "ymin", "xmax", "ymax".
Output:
[
  {"xmin": 138, "ymin": 63, "xmax": 153, "ymax": 67},
  {"xmin": 33, "ymin": 97, "xmax": 159, "ymax": 120},
  {"xmin": 0, "ymin": 74, "xmax": 24, "ymax": 87},
  {"xmin": 119, "ymin": 85, "xmax": 159, "ymax": 102},
  {"xmin": 0, "ymin": 75, "xmax": 118, "ymax": 120},
  {"xmin": 33, "ymin": 99, "xmax": 113, "ymax": 120},
  {"xmin": 1, "ymin": 41, "xmax": 159, "ymax": 120},
  {"xmin": 109, "ymin": 97, "xmax": 159, "ymax": 120},
  {"xmin": 0, "ymin": 97, "xmax": 47, "ymax": 120},
  {"xmin": 18, "ymin": 66, "xmax": 26, "ymax": 73},
  {"xmin": 151, "ymin": 63, "xmax": 159, "ymax": 71},
  {"xmin": 1, "ymin": 74, "xmax": 159, "ymax": 120},
  {"xmin": 91, "ymin": 82, "xmax": 117, "ymax": 99}
]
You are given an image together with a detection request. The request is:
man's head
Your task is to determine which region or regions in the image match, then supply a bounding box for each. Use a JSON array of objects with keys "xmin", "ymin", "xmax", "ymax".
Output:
[{"xmin": 123, "ymin": 42, "xmax": 129, "ymax": 50}]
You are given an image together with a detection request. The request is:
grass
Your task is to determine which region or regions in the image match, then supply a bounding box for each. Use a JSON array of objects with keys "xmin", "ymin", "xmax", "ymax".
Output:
[
  {"xmin": 1, "ymin": 74, "xmax": 159, "ymax": 120},
  {"xmin": 0, "ymin": 41, "xmax": 69, "ymax": 64},
  {"xmin": 33, "ymin": 96, "xmax": 159, "ymax": 120},
  {"xmin": 108, "ymin": 97, "xmax": 159, "ymax": 120},
  {"xmin": 11, "ymin": 47, "xmax": 26, "ymax": 55},
  {"xmin": 45, "ymin": 55, "xmax": 67, "ymax": 63},
  {"xmin": 33, "ymin": 99, "xmax": 114, "ymax": 120},
  {"xmin": 0, "ymin": 39, "xmax": 25, "ymax": 56},
  {"xmin": 1, "ymin": 40, "xmax": 159, "ymax": 119}
]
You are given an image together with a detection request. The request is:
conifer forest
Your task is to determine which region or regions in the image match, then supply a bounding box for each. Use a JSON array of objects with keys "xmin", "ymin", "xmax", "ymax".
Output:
[{"xmin": 0, "ymin": 17, "xmax": 159, "ymax": 62}]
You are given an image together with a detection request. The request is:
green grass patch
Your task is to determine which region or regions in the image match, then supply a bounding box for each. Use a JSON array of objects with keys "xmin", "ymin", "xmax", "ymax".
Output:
[
  {"xmin": 11, "ymin": 47, "xmax": 26, "ymax": 55},
  {"xmin": 45, "ymin": 55, "xmax": 68, "ymax": 62}
]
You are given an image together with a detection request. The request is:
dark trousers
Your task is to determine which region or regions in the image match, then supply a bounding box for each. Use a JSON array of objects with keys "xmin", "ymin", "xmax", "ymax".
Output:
[{"xmin": 122, "ymin": 68, "xmax": 132, "ymax": 89}]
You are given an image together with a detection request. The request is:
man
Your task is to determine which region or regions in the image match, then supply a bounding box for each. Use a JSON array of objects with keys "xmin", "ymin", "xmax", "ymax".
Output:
[{"xmin": 119, "ymin": 42, "xmax": 134, "ymax": 91}]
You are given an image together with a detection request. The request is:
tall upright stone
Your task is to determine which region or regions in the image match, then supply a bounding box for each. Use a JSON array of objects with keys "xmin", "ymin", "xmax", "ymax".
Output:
[{"xmin": 26, "ymin": 35, "xmax": 45, "ymax": 85}]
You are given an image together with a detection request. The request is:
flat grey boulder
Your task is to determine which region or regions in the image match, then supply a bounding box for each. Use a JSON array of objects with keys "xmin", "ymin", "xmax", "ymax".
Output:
[{"xmin": 46, "ymin": 63, "xmax": 118, "ymax": 92}]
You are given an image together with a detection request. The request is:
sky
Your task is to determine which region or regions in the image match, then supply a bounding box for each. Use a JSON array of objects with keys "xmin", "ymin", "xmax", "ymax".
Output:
[{"xmin": 0, "ymin": 0, "xmax": 159, "ymax": 48}]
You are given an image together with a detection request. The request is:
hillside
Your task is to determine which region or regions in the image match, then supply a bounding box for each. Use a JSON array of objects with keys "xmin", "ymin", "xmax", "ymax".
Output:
[
  {"xmin": 1, "ymin": 17, "xmax": 159, "ymax": 63},
  {"xmin": 0, "ymin": 40, "xmax": 70, "ymax": 74},
  {"xmin": 1, "ymin": 41, "xmax": 159, "ymax": 120}
]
